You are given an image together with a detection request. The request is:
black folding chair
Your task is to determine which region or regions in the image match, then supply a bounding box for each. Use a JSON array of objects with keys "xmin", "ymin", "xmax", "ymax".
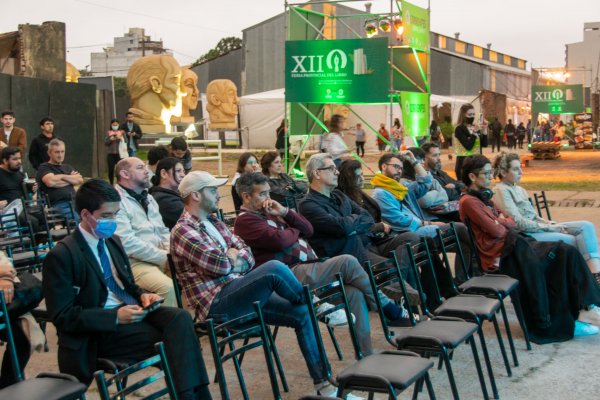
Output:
[
  {"xmin": 534, "ymin": 191, "xmax": 551, "ymax": 220},
  {"xmin": 406, "ymin": 238, "xmax": 505, "ymax": 398},
  {"xmin": 305, "ymin": 273, "xmax": 436, "ymax": 400},
  {"xmin": 0, "ymin": 291, "xmax": 87, "ymax": 400},
  {"xmin": 206, "ymin": 301, "xmax": 282, "ymax": 400},
  {"xmin": 364, "ymin": 251, "xmax": 490, "ymax": 400},
  {"xmin": 94, "ymin": 342, "xmax": 178, "ymax": 400}
]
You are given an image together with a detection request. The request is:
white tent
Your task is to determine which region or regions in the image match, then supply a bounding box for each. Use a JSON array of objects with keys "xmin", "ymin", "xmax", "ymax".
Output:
[{"xmin": 238, "ymin": 88, "xmax": 471, "ymax": 150}]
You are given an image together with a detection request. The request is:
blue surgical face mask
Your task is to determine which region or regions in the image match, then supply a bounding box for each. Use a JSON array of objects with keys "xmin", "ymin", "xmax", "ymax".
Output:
[
  {"xmin": 92, "ymin": 217, "xmax": 117, "ymax": 239},
  {"xmin": 111, "ymin": 125, "xmax": 119, "ymax": 130}
]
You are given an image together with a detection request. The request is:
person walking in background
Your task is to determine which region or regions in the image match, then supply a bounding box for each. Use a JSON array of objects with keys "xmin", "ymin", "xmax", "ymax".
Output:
[
  {"xmin": 354, "ymin": 122, "xmax": 366, "ymax": 157},
  {"xmin": 452, "ymin": 103, "xmax": 480, "ymax": 180},
  {"xmin": 105, "ymin": 118, "xmax": 126, "ymax": 185},
  {"xmin": 391, "ymin": 118, "xmax": 404, "ymax": 151},
  {"xmin": 377, "ymin": 123, "xmax": 389, "ymax": 153},
  {"xmin": 504, "ymin": 119, "xmax": 516, "ymax": 150},
  {"xmin": 516, "ymin": 122, "xmax": 527, "ymax": 149}
]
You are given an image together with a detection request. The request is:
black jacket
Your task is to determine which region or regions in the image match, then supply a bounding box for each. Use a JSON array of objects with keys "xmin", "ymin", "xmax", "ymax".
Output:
[
  {"xmin": 149, "ymin": 186, "xmax": 184, "ymax": 230},
  {"xmin": 298, "ymin": 188, "xmax": 374, "ymax": 263},
  {"xmin": 119, "ymin": 121, "xmax": 143, "ymax": 148},
  {"xmin": 28, "ymin": 133, "xmax": 55, "ymax": 169},
  {"xmin": 42, "ymin": 228, "xmax": 145, "ymax": 383}
]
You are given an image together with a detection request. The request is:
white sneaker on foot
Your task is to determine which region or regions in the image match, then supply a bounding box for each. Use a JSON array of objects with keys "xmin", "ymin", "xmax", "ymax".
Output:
[
  {"xmin": 574, "ymin": 320, "xmax": 599, "ymax": 336},
  {"xmin": 578, "ymin": 305, "xmax": 600, "ymax": 326},
  {"xmin": 316, "ymin": 382, "xmax": 365, "ymax": 399},
  {"xmin": 314, "ymin": 296, "xmax": 354, "ymax": 327}
]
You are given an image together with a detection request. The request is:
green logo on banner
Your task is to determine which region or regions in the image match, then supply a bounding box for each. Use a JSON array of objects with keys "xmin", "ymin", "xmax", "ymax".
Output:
[
  {"xmin": 532, "ymin": 84, "xmax": 584, "ymax": 114},
  {"xmin": 400, "ymin": 92, "xmax": 430, "ymax": 138},
  {"xmin": 285, "ymin": 38, "xmax": 389, "ymax": 104},
  {"xmin": 401, "ymin": 1, "xmax": 430, "ymax": 52}
]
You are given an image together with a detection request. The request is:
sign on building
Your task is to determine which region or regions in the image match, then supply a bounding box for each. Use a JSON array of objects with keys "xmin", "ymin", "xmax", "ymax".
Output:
[
  {"xmin": 532, "ymin": 84, "xmax": 584, "ymax": 114},
  {"xmin": 400, "ymin": 91, "xmax": 430, "ymax": 137},
  {"xmin": 285, "ymin": 38, "xmax": 389, "ymax": 104}
]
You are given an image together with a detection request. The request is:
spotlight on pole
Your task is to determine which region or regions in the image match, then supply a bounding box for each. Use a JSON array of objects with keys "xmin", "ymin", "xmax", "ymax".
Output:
[
  {"xmin": 364, "ymin": 20, "xmax": 378, "ymax": 38},
  {"xmin": 379, "ymin": 18, "xmax": 391, "ymax": 32},
  {"xmin": 393, "ymin": 17, "xmax": 404, "ymax": 35}
]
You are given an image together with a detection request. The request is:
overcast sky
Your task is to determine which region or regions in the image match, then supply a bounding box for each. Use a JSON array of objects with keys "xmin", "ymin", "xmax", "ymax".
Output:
[{"xmin": 2, "ymin": 0, "xmax": 599, "ymax": 71}]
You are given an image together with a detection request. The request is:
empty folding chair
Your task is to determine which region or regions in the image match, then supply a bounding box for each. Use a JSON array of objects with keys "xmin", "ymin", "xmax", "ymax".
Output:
[{"xmin": 534, "ymin": 191, "xmax": 551, "ymax": 220}]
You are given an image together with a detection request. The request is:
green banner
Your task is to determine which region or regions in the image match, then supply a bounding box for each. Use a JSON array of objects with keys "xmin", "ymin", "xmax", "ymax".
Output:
[
  {"xmin": 532, "ymin": 84, "xmax": 584, "ymax": 114},
  {"xmin": 400, "ymin": 91, "xmax": 430, "ymax": 137},
  {"xmin": 285, "ymin": 38, "xmax": 389, "ymax": 104},
  {"xmin": 401, "ymin": 1, "xmax": 430, "ymax": 52}
]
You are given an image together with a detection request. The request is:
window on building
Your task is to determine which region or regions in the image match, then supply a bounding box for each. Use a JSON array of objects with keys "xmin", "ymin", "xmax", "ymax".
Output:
[
  {"xmin": 438, "ymin": 35, "xmax": 446, "ymax": 49},
  {"xmin": 504, "ymin": 54, "xmax": 511, "ymax": 65},
  {"xmin": 473, "ymin": 46, "xmax": 483, "ymax": 58},
  {"xmin": 455, "ymin": 41, "xmax": 465, "ymax": 53},
  {"xmin": 518, "ymin": 59, "xmax": 526, "ymax": 69},
  {"xmin": 489, "ymin": 51, "xmax": 498, "ymax": 62}
]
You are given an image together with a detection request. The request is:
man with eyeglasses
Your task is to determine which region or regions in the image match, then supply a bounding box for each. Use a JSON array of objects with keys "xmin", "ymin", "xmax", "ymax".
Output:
[
  {"xmin": 113, "ymin": 157, "xmax": 176, "ymax": 306},
  {"xmin": 371, "ymin": 152, "xmax": 476, "ymax": 283}
]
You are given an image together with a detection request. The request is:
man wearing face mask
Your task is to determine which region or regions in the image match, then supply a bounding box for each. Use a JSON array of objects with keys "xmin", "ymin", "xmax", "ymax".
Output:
[
  {"xmin": 113, "ymin": 157, "xmax": 176, "ymax": 307},
  {"xmin": 42, "ymin": 179, "xmax": 211, "ymax": 399}
]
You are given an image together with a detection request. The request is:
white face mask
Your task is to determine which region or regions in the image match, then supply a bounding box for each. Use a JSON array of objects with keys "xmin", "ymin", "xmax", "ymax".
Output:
[{"xmin": 111, "ymin": 125, "xmax": 119, "ymax": 130}]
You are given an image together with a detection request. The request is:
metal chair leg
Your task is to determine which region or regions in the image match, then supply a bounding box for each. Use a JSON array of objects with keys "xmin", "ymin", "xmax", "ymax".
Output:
[
  {"xmin": 424, "ymin": 372, "xmax": 436, "ymax": 400},
  {"xmin": 499, "ymin": 301, "xmax": 519, "ymax": 366},
  {"xmin": 441, "ymin": 348, "xmax": 461, "ymax": 400},
  {"xmin": 266, "ymin": 325, "xmax": 289, "ymax": 392},
  {"xmin": 468, "ymin": 337, "xmax": 490, "ymax": 400},
  {"xmin": 326, "ymin": 325, "xmax": 344, "ymax": 361},
  {"xmin": 477, "ymin": 327, "xmax": 499, "ymax": 399},
  {"xmin": 492, "ymin": 315, "xmax": 512, "ymax": 377}
]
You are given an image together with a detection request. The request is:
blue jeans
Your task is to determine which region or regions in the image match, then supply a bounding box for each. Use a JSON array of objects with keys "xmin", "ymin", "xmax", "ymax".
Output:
[
  {"xmin": 529, "ymin": 221, "xmax": 599, "ymax": 262},
  {"xmin": 208, "ymin": 260, "xmax": 326, "ymax": 383},
  {"xmin": 128, "ymin": 148, "xmax": 137, "ymax": 157}
]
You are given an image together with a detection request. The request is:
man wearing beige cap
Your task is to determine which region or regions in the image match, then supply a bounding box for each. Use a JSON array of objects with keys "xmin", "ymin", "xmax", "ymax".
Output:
[{"xmin": 170, "ymin": 170, "xmax": 337, "ymax": 395}]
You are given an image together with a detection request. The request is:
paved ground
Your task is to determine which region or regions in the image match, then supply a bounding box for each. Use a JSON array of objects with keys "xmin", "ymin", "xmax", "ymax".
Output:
[{"xmin": 5, "ymin": 145, "xmax": 600, "ymax": 399}]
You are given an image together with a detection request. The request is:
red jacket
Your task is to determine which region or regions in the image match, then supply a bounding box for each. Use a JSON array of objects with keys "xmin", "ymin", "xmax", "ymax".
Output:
[{"xmin": 459, "ymin": 194, "xmax": 515, "ymax": 271}]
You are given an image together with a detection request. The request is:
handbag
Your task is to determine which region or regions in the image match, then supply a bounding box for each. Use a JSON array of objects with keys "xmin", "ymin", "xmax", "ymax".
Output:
[
  {"xmin": 7, "ymin": 272, "xmax": 43, "ymax": 318},
  {"xmin": 118, "ymin": 137, "xmax": 129, "ymax": 159}
]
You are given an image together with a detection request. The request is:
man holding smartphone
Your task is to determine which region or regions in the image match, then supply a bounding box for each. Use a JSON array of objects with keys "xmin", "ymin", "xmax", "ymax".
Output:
[{"xmin": 43, "ymin": 179, "xmax": 211, "ymax": 400}]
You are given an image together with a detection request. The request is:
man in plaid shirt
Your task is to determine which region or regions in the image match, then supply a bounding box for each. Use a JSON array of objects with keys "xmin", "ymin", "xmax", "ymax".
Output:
[{"xmin": 170, "ymin": 171, "xmax": 331, "ymax": 394}]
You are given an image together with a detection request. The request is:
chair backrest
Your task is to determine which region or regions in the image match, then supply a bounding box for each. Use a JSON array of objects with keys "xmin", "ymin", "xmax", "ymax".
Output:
[
  {"xmin": 205, "ymin": 301, "xmax": 281, "ymax": 400},
  {"xmin": 405, "ymin": 238, "xmax": 443, "ymax": 316},
  {"xmin": 304, "ymin": 273, "xmax": 362, "ymax": 374},
  {"xmin": 462, "ymin": 219, "xmax": 484, "ymax": 274},
  {"xmin": 94, "ymin": 342, "xmax": 178, "ymax": 400},
  {"xmin": 534, "ymin": 191, "xmax": 551, "ymax": 220},
  {"xmin": 363, "ymin": 251, "xmax": 417, "ymax": 347},
  {"xmin": 0, "ymin": 290, "xmax": 25, "ymax": 382},
  {"xmin": 0, "ymin": 209, "xmax": 30, "ymax": 250},
  {"xmin": 166, "ymin": 254, "xmax": 184, "ymax": 309},
  {"xmin": 435, "ymin": 223, "xmax": 469, "ymax": 285}
]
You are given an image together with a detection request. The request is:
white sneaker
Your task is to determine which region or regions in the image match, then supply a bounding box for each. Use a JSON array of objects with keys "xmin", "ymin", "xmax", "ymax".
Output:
[
  {"xmin": 574, "ymin": 320, "xmax": 599, "ymax": 336},
  {"xmin": 317, "ymin": 302, "xmax": 351, "ymax": 327},
  {"xmin": 578, "ymin": 305, "xmax": 600, "ymax": 326},
  {"xmin": 316, "ymin": 382, "xmax": 365, "ymax": 399}
]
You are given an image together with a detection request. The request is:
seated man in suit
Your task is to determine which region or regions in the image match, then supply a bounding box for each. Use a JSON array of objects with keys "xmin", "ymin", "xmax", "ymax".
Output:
[{"xmin": 42, "ymin": 179, "xmax": 211, "ymax": 400}]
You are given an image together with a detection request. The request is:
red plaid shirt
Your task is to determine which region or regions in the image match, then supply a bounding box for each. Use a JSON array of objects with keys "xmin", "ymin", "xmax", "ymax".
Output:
[{"xmin": 170, "ymin": 210, "xmax": 254, "ymax": 321}]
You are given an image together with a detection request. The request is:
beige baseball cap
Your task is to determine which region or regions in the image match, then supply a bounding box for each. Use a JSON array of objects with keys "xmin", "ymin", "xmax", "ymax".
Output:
[{"xmin": 178, "ymin": 171, "xmax": 227, "ymax": 197}]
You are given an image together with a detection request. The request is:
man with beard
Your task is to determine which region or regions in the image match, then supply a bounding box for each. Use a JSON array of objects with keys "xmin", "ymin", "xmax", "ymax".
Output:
[
  {"xmin": 421, "ymin": 142, "xmax": 465, "ymax": 201},
  {"xmin": 113, "ymin": 157, "xmax": 176, "ymax": 306}
]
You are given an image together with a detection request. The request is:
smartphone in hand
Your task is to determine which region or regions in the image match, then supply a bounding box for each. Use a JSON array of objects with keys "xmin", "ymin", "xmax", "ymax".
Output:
[{"xmin": 143, "ymin": 299, "xmax": 164, "ymax": 312}]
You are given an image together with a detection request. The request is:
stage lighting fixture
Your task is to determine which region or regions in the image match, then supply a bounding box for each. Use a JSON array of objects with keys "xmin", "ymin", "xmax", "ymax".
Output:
[
  {"xmin": 393, "ymin": 17, "xmax": 404, "ymax": 35},
  {"xmin": 379, "ymin": 18, "xmax": 391, "ymax": 32},
  {"xmin": 364, "ymin": 20, "xmax": 378, "ymax": 38}
]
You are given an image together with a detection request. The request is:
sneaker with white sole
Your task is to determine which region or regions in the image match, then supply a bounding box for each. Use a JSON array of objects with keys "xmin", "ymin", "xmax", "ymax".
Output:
[
  {"xmin": 578, "ymin": 305, "xmax": 600, "ymax": 326},
  {"xmin": 316, "ymin": 382, "xmax": 365, "ymax": 399},
  {"xmin": 313, "ymin": 296, "xmax": 354, "ymax": 327},
  {"xmin": 574, "ymin": 320, "xmax": 599, "ymax": 336}
]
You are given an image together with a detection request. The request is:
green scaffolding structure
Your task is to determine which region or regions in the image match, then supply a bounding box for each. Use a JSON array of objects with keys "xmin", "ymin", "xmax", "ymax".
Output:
[{"xmin": 284, "ymin": 0, "xmax": 431, "ymax": 173}]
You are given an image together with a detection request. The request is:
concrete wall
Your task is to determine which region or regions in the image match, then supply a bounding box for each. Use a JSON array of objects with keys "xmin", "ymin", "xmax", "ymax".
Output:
[{"xmin": 18, "ymin": 21, "xmax": 66, "ymax": 81}]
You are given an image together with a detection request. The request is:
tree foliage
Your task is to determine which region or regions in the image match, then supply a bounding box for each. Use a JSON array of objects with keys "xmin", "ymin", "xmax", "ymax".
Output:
[{"xmin": 192, "ymin": 36, "xmax": 242, "ymax": 66}]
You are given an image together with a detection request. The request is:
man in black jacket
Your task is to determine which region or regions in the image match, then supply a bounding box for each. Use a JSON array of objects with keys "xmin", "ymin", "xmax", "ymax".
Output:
[
  {"xmin": 42, "ymin": 179, "xmax": 210, "ymax": 400},
  {"xmin": 119, "ymin": 112, "xmax": 143, "ymax": 157},
  {"xmin": 28, "ymin": 117, "xmax": 57, "ymax": 170}
]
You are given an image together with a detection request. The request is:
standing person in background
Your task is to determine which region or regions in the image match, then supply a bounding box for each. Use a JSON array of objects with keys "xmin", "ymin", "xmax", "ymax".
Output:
[
  {"xmin": 29, "ymin": 117, "xmax": 57, "ymax": 170},
  {"xmin": 0, "ymin": 111, "xmax": 27, "ymax": 153},
  {"xmin": 170, "ymin": 136, "xmax": 192, "ymax": 174},
  {"xmin": 516, "ymin": 122, "xmax": 527, "ymax": 149},
  {"xmin": 391, "ymin": 118, "xmax": 404, "ymax": 151},
  {"xmin": 453, "ymin": 104, "xmax": 480, "ymax": 180},
  {"xmin": 105, "ymin": 118, "xmax": 125, "ymax": 185},
  {"xmin": 231, "ymin": 152, "xmax": 259, "ymax": 213},
  {"xmin": 504, "ymin": 119, "xmax": 516, "ymax": 150},
  {"xmin": 323, "ymin": 114, "xmax": 350, "ymax": 167},
  {"xmin": 275, "ymin": 119, "xmax": 288, "ymax": 161},
  {"xmin": 354, "ymin": 122, "xmax": 366, "ymax": 157},
  {"xmin": 429, "ymin": 120, "xmax": 443, "ymax": 147},
  {"xmin": 489, "ymin": 117, "xmax": 502, "ymax": 153},
  {"xmin": 554, "ymin": 120, "xmax": 566, "ymax": 141},
  {"xmin": 377, "ymin": 123, "xmax": 389, "ymax": 153},
  {"xmin": 526, "ymin": 119, "xmax": 532, "ymax": 145},
  {"xmin": 120, "ymin": 112, "xmax": 143, "ymax": 157}
]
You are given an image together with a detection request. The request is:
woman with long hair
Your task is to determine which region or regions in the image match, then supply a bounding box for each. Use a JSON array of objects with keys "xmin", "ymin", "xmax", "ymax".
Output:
[
  {"xmin": 453, "ymin": 104, "xmax": 480, "ymax": 180},
  {"xmin": 260, "ymin": 151, "xmax": 307, "ymax": 208},
  {"xmin": 148, "ymin": 157, "xmax": 185, "ymax": 229},
  {"xmin": 231, "ymin": 152, "xmax": 259, "ymax": 213},
  {"xmin": 323, "ymin": 114, "xmax": 350, "ymax": 167},
  {"xmin": 391, "ymin": 118, "xmax": 403, "ymax": 151}
]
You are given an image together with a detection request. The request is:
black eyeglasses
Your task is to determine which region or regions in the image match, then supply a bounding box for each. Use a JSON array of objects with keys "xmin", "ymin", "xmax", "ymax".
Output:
[{"xmin": 317, "ymin": 165, "xmax": 338, "ymax": 173}]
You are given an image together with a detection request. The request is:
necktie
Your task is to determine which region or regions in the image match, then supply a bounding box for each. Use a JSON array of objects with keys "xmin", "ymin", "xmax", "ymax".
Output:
[{"xmin": 97, "ymin": 239, "xmax": 138, "ymax": 305}]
